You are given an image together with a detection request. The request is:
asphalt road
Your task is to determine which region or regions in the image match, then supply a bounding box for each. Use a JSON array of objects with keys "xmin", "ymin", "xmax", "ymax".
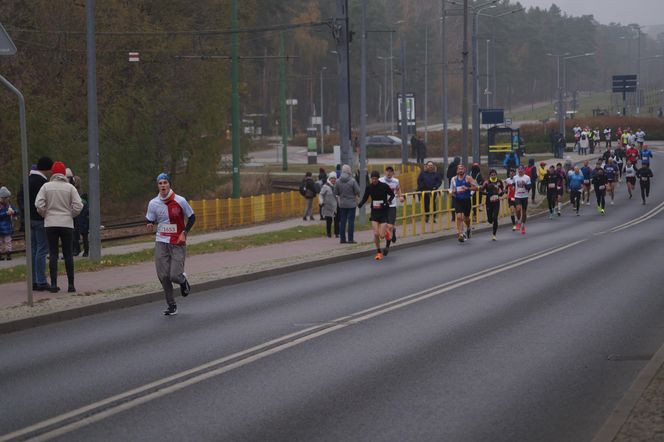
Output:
[{"xmin": 1, "ymin": 156, "xmax": 663, "ymax": 442}]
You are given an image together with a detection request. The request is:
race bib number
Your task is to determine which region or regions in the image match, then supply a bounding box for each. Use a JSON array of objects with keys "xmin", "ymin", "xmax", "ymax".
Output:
[
  {"xmin": 641, "ymin": 177, "xmax": 648, "ymax": 182},
  {"xmin": 457, "ymin": 186, "xmax": 467, "ymax": 193},
  {"xmin": 490, "ymin": 195, "xmax": 500, "ymax": 202},
  {"xmin": 548, "ymin": 183, "xmax": 555, "ymax": 189},
  {"xmin": 599, "ymin": 185, "xmax": 605, "ymax": 190},
  {"xmin": 158, "ymin": 223, "xmax": 177, "ymax": 234},
  {"xmin": 372, "ymin": 200, "xmax": 384, "ymax": 209},
  {"xmin": 583, "ymin": 180, "xmax": 590, "ymax": 184}
]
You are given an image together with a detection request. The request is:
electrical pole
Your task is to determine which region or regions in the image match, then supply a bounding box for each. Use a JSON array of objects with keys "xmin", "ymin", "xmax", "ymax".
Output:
[
  {"xmin": 424, "ymin": 22, "xmax": 429, "ymax": 145},
  {"xmin": 472, "ymin": 10, "xmax": 480, "ymax": 164},
  {"xmin": 400, "ymin": 41, "xmax": 408, "ymax": 164},
  {"xmin": 461, "ymin": 0, "xmax": 469, "ymax": 166},
  {"xmin": 86, "ymin": 0, "xmax": 101, "ymax": 262},
  {"xmin": 230, "ymin": 0, "xmax": 241, "ymax": 198},
  {"xmin": 319, "ymin": 67, "xmax": 326, "ymax": 154},
  {"xmin": 442, "ymin": 0, "xmax": 449, "ymax": 185},
  {"xmin": 359, "ymin": 0, "xmax": 367, "ymax": 224},
  {"xmin": 279, "ymin": 32, "xmax": 288, "ymax": 171},
  {"xmin": 390, "ymin": 32, "xmax": 395, "ymax": 135},
  {"xmin": 335, "ymin": 0, "xmax": 353, "ymax": 168}
]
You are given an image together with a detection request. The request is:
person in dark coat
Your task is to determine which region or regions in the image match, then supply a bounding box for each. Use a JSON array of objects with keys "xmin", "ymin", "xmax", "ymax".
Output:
[
  {"xmin": 417, "ymin": 161, "xmax": 442, "ymax": 223},
  {"xmin": 17, "ymin": 156, "xmax": 53, "ymax": 291},
  {"xmin": 300, "ymin": 172, "xmax": 318, "ymax": 221}
]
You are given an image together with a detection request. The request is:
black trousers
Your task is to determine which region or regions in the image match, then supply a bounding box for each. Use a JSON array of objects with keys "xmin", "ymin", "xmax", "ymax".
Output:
[
  {"xmin": 570, "ymin": 189, "xmax": 581, "ymax": 212},
  {"xmin": 595, "ymin": 189, "xmax": 606, "ymax": 209},
  {"xmin": 325, "ymin": 213, "xmax": 339, "ymax": 237},
  {"xmin": 640, "ymin": 182, "xmax": 651, "ymax": 202},
  {"xmin": 46, "ymin": 226, "xmax": 75, "ymax": 287},
  {"xmin": 547, "ymin": 191, "xmax": 557, "ymax": 213},
  {"xmin": 423, "ymin": 192, "xmax": 437, "ymax": 220},
  {"xmin": 486, "ymin": 201, "xmax": 500, "ymax": 235}
]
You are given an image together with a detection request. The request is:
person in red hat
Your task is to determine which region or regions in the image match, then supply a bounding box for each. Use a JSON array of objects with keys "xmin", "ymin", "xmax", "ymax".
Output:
[{"xmin": 34, "ymin": 161, "xmax": 83, "ymax": 293}]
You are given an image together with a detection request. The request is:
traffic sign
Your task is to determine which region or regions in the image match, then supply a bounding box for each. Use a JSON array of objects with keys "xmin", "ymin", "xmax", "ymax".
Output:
[
  {"xmin": 612, "ymin": 74, "xmax": 637, "ymax": 93},
  {"xmin": 0, "ymin": 23, "xmax": 17, "ymax": 56}
]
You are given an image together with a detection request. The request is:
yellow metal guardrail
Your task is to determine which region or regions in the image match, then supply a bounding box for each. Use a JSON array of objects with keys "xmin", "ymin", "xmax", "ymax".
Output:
[
  {"xmin": 189, "ymin": 164, "xmax": 421, "ymax": 231},
  {"xmin": 397, "ymin": 189, "xmax": 511, "ymax": 238}
]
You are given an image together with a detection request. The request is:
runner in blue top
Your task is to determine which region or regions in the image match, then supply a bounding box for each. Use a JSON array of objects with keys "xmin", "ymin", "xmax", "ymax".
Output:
[
  {"xmin": 640, "ymin": 145, "xmax": 653, "ymax": 167},
  {"xmin": 450, "ymin": 164, "xmax": 479, "ymax": 242},
  {"xmin": 567, "ymin": 166, "xmax": 585, "ymax": 216},
  {"xmin": 580, "ymin": 160, "xmax": 592, "ymax": 206},
  {"xmin": 603, "ymin": 158, "xmax": 619, "ymax": 205}
]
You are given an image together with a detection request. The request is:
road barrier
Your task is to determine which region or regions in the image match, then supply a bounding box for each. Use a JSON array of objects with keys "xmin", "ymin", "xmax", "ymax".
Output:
[
  {"xmin": 398, "ymin": 189, "xmax": 511, "ymax": 238},
  {"xmin": 189, "ymin": 164, "xmax": 421, "ymax": 231}
]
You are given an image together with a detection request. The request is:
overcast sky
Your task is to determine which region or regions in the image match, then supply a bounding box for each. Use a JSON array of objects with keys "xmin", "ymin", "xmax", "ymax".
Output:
[{"xmin": 516, "ymin": 0, "xmax": 664, "ymax": 27}]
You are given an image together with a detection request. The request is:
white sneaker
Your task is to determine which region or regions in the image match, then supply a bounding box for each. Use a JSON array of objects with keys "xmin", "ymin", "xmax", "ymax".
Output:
[{"xmin": 610, "ymin": 200, "xmax": 614, "ymax": 205}]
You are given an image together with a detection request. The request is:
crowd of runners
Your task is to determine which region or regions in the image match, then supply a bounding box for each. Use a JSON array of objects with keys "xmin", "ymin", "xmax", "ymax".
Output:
[{"xmin": 145, "ymin": 140, "xmax": 655, "ymax": 315}]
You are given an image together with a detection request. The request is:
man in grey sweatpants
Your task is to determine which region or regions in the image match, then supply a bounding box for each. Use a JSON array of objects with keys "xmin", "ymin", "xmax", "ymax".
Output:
[{"xmin": 146, "ymin": 173, "xmax": 196, "ymax": 316}]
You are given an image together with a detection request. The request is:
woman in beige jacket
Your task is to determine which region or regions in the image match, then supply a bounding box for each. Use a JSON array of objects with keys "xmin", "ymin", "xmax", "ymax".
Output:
[{"xmin": 35, "ymin": 161, "xmax": 83, "ymax": 293}]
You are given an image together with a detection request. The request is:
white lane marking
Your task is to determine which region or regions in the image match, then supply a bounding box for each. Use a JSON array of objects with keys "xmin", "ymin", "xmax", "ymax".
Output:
[
  {"xmin": 593, "ymin": 199, "xmax": 664, "ymax": 235},
  {"xmin": 1, "ymin": 240, "xmax": 586, "ymax": 442},
  {"xmin": 610, "ymin": 201, "xmax": 664, "ymax": 233}
]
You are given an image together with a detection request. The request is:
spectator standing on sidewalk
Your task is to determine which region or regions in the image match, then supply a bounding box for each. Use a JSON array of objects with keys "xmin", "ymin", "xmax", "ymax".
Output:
[
  {"xmin": 18, "ymin": 156, "xmax": 53, "ymax": 291},
  {"xmin": 334, "ymin": 164, "xmax": 360, "ymax": 244},
  {"xmin": 416, "ymin": 135, "xmax": 427, "ymax": 164},
  {"xmin": 146, "ymin": 173, "xmax": 195, "ymax": 316},
  {"xmin": 300, "ymin": 172, "xmax": 317, "ymax": 221},
  {"xmin": 0, "ymin": 186, "xmax": 19, "ymax": 261},
  {"xmin": 35, "ymin": 161, "xmax": 83, "ymax": 293},
  {"xmin": 319, "ymin": 172, "xmax": 339, "ymax": 238},
  {"xmin": 417, "ymin": 161, "xmax": 442, "ymax": 223}
]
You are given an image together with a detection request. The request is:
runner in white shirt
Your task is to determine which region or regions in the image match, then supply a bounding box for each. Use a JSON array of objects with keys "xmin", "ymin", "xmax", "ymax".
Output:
[
  {"xmin": 512, "ymin": 166, "xmax": 532, "ymax": 234},
  {"xmin": 635, "ymin": 129, "xmax": 646, "ymax": 148},
  {"xmin": 379, "ymin": 166, "xmax": 404, "ymax": 255},
  {"xmin": 146, "ymin": 173, "xmax": 196, "ymax": 316}
]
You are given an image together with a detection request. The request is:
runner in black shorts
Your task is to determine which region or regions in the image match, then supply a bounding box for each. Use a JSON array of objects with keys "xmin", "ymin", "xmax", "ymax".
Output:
[
  {"xmin": 379, "ymin": 166, "xmax": 404, "ymax": 256},
  {"xmin": 481, "ymin": 169, "xmax": 504, "ymax": 241},
  {"xmin": 358, "ymin": 171, "xmax": 395, "ymax": 260},
  {"xmin": 504, "ymin": 169, "xmax": 517, "ymax": 230},
  {"xmin": 450, "ymin": 165, "xmax": 479, "ymax": 242}
]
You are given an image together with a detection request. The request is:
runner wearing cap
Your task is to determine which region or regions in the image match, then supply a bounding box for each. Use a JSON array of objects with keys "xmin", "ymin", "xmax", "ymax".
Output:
[
  {"xmin": 146, "ymin": 173, "xmax": 196, "ymax": 316},
  {"xmin": 358, "ymin": 170, "xmax": 395, "ymax": 260}
]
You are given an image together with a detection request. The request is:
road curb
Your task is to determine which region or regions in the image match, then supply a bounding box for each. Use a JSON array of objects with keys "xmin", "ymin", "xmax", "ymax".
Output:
[
  {"xmin": 0, "ymin": 227, "xmax": 466, "ymax": 335},
  {"xmin": 0, "ymin": 180, "xmax": 578, "ymax": 336},
  {"xmin": 592, "ymin": 341, "xmax": 664, "ymax": 442}
]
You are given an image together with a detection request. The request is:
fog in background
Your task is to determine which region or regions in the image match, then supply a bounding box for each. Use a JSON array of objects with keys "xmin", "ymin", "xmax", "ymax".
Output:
[{"xmin": 516, "ymin": 0, "xmax": 664, "ymax": 27}]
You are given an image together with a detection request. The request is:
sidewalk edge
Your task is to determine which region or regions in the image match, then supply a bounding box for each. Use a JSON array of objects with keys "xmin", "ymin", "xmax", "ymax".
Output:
[
  {"xmin": 591, "ymin": 341, "xmax": 664, "ymax": 442},
  {"xmin": 0, "ymin": 199, "xmax": 559, "ymax": 336}
]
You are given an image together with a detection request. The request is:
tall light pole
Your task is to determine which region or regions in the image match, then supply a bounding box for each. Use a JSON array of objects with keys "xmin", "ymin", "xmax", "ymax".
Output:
[
  {"xmin": 471, "ymin": 2, "xmax": 497, "ymax": 164},
  {"xmin": 319, "ymin": 66, "xmax": 326, "ymax": 154},
  {"xmin": 230, "ymin": 0, "xmax": 241, "ymax": 198},
  {"xmin": 359, "ymin": 0, "xmax": 368, "ymax": 224},
  {"xmin": 630, "ymin": 24, "xmax": 644, "ymax": 114},
  {"xmin": 424, "ymin": 22, "xmax": 429, "ymax": 144},
  {"xmin": 441, "ymin": 0, "xmax": 449, "ymax": 186},
  {"xmin": 546, "ymin": 52, "xmax": 569, "ymax": 137},
  {"xmin": 85, "ymin": 0, "xmax": 101, "ymax": 262},
  {"xmin": 561, "ymin": 52, "xmax": 594, "ymax": 137}
]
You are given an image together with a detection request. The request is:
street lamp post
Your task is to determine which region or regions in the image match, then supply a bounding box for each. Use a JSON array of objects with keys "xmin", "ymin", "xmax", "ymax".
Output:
[
  {"xmin": 546, "ymin": 52, "xmax": 569, "ymax": 138},
  {"xmin": 319, "ymin": 67, "xmax": 326, "ymax": 154},
  {"xmin": 561, "ymin": 52, "xmax": 594, "ymax": 137}
]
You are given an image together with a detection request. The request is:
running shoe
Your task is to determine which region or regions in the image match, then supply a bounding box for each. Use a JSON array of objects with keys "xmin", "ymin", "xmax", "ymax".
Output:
[
  {"xmin": 601, "ymin": 208, "xmax": 605, "ymax": 214},
  {"xmin": 512, "ymin": 225, "xmax": 517, "ymax": 231},
  {"xmin": 516, "ymin": 223, "xmax": 521, "ymax": 231},
  {"xmin": 610, "ymin": 200, "xmax": 614, "ymax": 205},
  {"xmin": 557, "ymin": 211, "xmax": 561, "ymax": 216},
  {"xmin": 180, "ymin": 273, "xmax": 191, "ymax": 297},
  {"xmin": 492, "ymin": 235, "xmax": 497, "ymax": 241},
  {"xmin": 391, "ymin": 228, "xmax": 397, "ymax": 243},
  {"xmin": 466, "ymin": 228, "xmax": 471, "ymax": 239},
  {"xmin": 375, "ymin": 252, "xmax": 383, "ymax": 261},
  {"xmin": 597, "ymin": 206, "xmax": 602, "ymax": 213},
  {"xmin": 458, "ymin": 234, "xmax": 465, "ymax": 243},
  {"xmin": 521, "ymin": 226, "xmax": 526, "ymax": 235},
  {"xmin": 548, "ymin": 213, "xmax": 553, "ymax": 219},
  {"xmin": 382, "ymin": 247, "xmax": 389, "ymax": 256},
  {"xmin": 163, "ymin": 304, "xmax": 178, "ymax": 316},
  {"xmin": 576, "ymin": 212, "xmax": 580, "ymax": 216}
]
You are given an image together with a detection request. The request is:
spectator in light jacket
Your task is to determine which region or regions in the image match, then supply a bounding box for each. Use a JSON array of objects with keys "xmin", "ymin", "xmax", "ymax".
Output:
[
  {"xmin": 319, "ymin": 172, "xmax": 339, "ymax": 238},
  {"xmin": 334, "ymin": 164, "xmax": 361, "ymax": 244},
  {"xmin": 35, "ymin": 161, "xmax": 83, "ymax": 294}
]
